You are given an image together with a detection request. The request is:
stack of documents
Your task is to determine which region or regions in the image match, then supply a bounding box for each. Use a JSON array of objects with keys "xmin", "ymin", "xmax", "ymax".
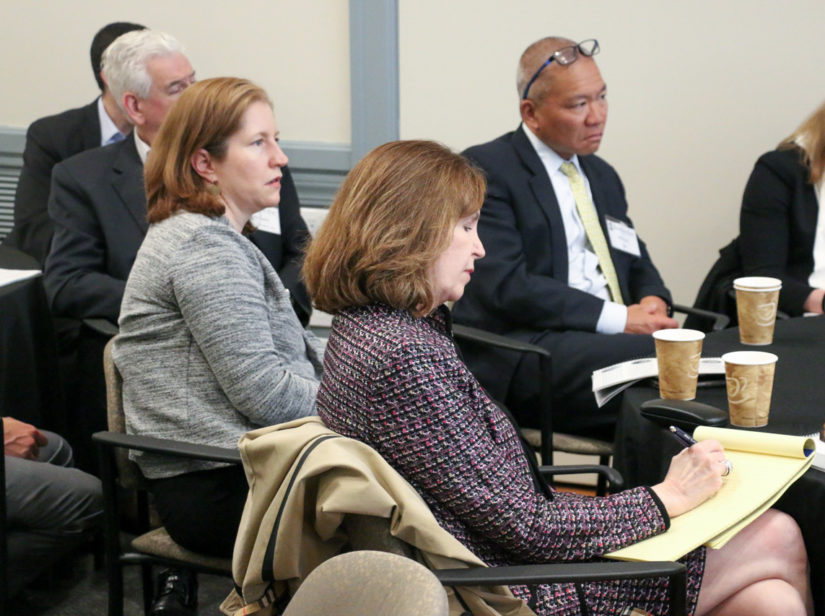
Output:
[{"xmin": 592, "ymin": 357, "xmax": 725, "ymax": 407}]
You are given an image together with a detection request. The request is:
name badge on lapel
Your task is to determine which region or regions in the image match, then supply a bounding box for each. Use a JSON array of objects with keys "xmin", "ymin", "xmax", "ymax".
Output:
[{"xmin": 606, "ymin": 216, "xmax": 641, "ymax": 256}]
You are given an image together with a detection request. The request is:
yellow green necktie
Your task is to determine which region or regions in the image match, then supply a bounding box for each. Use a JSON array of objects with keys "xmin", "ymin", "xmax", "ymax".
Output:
[{"xmin": 559, "ymin": 161, "xmax": 624, "ymax": 304}]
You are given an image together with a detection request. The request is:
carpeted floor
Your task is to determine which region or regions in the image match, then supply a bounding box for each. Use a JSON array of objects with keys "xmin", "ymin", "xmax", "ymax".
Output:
[{"xmin": 14, "ymin": 550, "xmax": 233, "ymax": 615}]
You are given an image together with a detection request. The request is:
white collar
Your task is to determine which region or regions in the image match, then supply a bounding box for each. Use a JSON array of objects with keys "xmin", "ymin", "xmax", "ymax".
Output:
[
  {"xmin": 133, "ymin": 130, "xmax": 151, "ymax": 165},
  {"xmin": 521, "ymin": 124, "xmax": 583, "ymax": 175}
]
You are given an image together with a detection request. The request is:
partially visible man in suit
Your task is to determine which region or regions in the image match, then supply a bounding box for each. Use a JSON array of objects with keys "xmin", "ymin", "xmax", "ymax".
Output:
[
  {"xmin": 44, "ymin": 29, "xmax": 196, "ymax": 323},
  {"xmin": 453, "ymin": 36, "xmax": 677, "ymax": 438},
  {"xmin": 44, "ymin": 29, "xmax": 312, "ymax": 326},
  {"xmin": 4, "ymin": 21, "xmax": 146, "ymax": 265}
]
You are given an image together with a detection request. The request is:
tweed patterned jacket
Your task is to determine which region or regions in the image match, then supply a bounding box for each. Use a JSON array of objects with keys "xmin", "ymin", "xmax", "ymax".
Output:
[{"xmin": 317, "ymin": 304, "xmax": 704, "ymax": 616}]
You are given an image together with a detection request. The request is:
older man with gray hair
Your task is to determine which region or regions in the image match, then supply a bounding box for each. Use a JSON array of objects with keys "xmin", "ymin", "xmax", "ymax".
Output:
[{"xmin": 44, "ymin": 29, "xmax": 195, "ymax": 322}]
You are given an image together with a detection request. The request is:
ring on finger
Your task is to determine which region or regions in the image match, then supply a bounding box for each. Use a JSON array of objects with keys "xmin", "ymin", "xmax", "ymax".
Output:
[{"xmin": 721, "ymin": 460, "xmax": 732, "ymax": 477}]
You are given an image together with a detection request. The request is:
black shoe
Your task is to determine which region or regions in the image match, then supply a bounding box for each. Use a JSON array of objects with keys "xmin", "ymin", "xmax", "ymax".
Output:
[{"xmin": 151, "ymin": 568, "xmax": 198, "ymax": 616}]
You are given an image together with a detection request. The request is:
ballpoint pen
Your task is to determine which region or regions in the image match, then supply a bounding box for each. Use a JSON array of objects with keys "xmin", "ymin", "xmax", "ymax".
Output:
[{"xmin": 669, "ymin": 425, "xmax": 733, "ymax": 477}]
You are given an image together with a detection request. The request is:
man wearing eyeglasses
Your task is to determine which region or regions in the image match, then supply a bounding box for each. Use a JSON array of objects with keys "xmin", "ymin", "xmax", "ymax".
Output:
[{"xmin": 453, "ymin": 36, "xmax": 677, "ymax": 438}]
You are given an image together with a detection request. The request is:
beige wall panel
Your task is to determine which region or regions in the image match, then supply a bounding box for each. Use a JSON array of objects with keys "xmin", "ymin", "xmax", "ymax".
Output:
[
  {"xmin": 1, "ymin": 0, "xmax": 350, "ymax": 143},
  {"xmin": 399, "ymin": 0, "xmax": 825, "ymax": 305}
]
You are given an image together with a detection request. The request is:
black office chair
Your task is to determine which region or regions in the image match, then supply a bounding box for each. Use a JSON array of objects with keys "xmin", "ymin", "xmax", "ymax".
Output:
[
  {"xmin": 344, "ymin": 514, "xmax": 687, "ymax": 616},
  {"xmin": 452, "ymin": 304, "xmax": 727, "ymax": 496},
  {"xmin": 94, "ymin": 338, "xmax": 238, "ymax": 616},
  {"xmin": 234, "ymin": 427, "xmax": 686, "ymax": 616},
  {"xmin": 685, "ymin": 239, "xmax": 789, "ymax": 331}
]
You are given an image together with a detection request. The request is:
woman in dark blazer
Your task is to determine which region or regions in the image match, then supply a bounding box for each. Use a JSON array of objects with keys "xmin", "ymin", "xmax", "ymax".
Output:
[{"xmin": 740, "ymin": 100, "xmax": 825, "ymax": 316}]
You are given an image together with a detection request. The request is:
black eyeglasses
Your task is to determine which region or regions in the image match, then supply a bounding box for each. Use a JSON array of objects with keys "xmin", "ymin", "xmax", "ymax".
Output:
[{"xmin": 521, "ymin": 39, "xmax": 600, "ymax": 100}]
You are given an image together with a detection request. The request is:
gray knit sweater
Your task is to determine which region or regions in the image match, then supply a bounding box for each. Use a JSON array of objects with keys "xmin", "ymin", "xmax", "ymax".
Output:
[{"xmin": 114, "ymin": 212, "xmax": 323, "ymax": 479}]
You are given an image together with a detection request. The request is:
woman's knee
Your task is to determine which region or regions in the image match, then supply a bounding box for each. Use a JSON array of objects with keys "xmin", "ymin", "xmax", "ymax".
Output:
[{"xmin": 752, "ymin": 510, "xmax": 808, "ymax": 570}]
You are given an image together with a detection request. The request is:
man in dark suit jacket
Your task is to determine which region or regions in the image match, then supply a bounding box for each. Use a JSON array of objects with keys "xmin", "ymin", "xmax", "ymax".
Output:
[
  {"xmin": 3, "ymin": 21, "xmax": 145, "ymax": 265},
  {"xmin": 42, "ymin": 30, "xmax": 196, "ymax": 480},
  {"xmin": 45, "ymin": 29, "xmax": 311, "ymax": 326},
  {"xmin": 45, "ymin": 138, "xmax": 309, "ymax": 323},
  {"xmin": 453, "ymin": 37, "xmax": 677, "ymax": 437},
  {"xmin": 45, "ymin": 29, "xmax": 195, "ymax": 325}
]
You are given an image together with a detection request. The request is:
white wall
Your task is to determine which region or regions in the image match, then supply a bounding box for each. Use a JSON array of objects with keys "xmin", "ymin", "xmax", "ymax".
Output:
[
  {"xmin": 0, "ymin": 0, "xmax": 351, "ymax": 143},
  {"xmin": 399, "ymin": 0, "xmax": 825, "ymax": 304},
  {"xmin": 3, "ymin": 1, "xmax": 824, "ymax": 305}
]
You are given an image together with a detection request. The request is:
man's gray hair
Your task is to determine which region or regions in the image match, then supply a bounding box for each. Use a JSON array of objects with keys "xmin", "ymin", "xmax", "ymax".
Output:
[
  {"xmin": 516, "ymin": 36, "xmax": 574, "ymax": 102},
  {"xmin": 101, "ymin": 30, "xmax": 185, "ymax": 113}
]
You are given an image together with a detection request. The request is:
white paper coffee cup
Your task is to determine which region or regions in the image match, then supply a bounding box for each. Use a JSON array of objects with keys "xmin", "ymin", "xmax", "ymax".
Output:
[
  {"xmin": 653, "ymin": 329, "xmax": 705, "ymax": 400},
  {"xmin": 722, "ymin": 350, "xmax": 778, "ymax": 427}
]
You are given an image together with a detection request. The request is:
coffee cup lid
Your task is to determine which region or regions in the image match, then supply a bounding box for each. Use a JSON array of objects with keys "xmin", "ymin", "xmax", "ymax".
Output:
[
  {"xmin": 721, "ymin": 350, "xmax": 778, "ymax": 365},
  {"xmin": 652, "ymin": 328, "xmax": 705, "ymax": 342},
  {"xmin": 733, "ymin": 276, "xmax": 782, "ymax": 291}
]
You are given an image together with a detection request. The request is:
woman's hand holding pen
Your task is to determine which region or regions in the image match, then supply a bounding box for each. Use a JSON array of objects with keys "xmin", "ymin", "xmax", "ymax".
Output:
[{"xmin": 651, "ymin": 439, "xmax": 726, "ymax": 518}]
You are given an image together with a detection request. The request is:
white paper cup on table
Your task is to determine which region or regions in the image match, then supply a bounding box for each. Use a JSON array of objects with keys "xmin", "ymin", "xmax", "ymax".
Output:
[
  {"xmin": 722, "ymin": 350, "xmax": 778, "ymax": 427},
  {"xmin": 652, "ymin": 329, "xmax": 705, "ymax": 400},
  {"xmin": 733, "ymin": 277, "xmax": 781, "ymax": 345}
]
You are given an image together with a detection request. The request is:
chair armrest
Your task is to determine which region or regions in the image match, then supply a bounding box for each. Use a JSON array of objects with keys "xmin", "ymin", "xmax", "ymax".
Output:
[
  {"xmin": 672, "ymin": 303, "xmax": 729, "ymax": 331},
  {"xmin": 640, "ymin": 398, "xmax": 728, "ymax": 432},
  {"xmin": 452, "ymin": 323, "xmax": 555, "ymax": 464},
  {"xmin": 539, "ymin": 464, "xmax": 624, "ymax": 491},
  {"xmin": 434, "ymin": 559, "xmax": 684, "ymax": 586},
  {"xmin": 435, "ymin": 561, "xmax": 686, "ymax": 616},
  {"xmin": 452, "ymin": 324, "xmax": 549, "ymax": 357},
  {"xmin": 92, "ymin": 431, "xmax": 241, "ymax": 464},
  {"xmin": 723, "ymin": 290, "xmax": 789, "ymax": 320},
  {"xmin": 82, "ymin": 317, "xmax": 119, "ymax": 337}
]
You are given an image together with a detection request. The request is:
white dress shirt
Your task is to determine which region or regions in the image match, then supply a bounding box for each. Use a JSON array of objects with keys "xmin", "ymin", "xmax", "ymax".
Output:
[
  {"xmin": 522, "ymin": 125, "xmax": 627, "ymax": 333},
  {"xmin": 97, "ymin": 96, "xmax": 128, "ymax": 146}
]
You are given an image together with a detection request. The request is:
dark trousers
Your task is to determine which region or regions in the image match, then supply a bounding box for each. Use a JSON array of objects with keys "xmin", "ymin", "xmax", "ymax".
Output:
[
  {"xmin": 55, "ymin": 319, "xmax": 109, "ymax": 475},
  {"xmin": 509, "ymin": 329, "xmax": 656, "ymax": 441},
  {"xmin": 150, "ymin": 464, "xmax": 248, "ymax": 558}
]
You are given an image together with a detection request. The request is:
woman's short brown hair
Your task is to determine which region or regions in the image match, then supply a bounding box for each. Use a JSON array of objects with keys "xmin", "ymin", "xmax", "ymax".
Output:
[
  {"xmin": 145, "ymin": 77, "xmax": 271, "ymax": 223},
  {"xmin": 303, "ymin": 140, "xmax": 485, "ymax": 317}
]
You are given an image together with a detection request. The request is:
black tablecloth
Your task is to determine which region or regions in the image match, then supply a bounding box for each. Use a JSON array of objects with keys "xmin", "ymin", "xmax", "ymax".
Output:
[
  {"xmin": 0, "ymin": 246, "xmax": 64, "ymax": 430},
  {"xmin": 614, "ymin": 316, "xmax": 825, "ymax": 614}
]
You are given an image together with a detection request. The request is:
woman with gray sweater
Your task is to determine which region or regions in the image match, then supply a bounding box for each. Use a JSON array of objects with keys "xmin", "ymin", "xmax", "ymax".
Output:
[{"xmin": 113, "ymin": 78, "xmax": 323, "ymax": 559}]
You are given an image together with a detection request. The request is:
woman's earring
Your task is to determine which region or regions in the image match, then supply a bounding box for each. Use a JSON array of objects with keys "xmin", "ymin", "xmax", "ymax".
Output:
[{"xmin": 206, "ymin": 182, "xmax": 221, "ymax": 196}]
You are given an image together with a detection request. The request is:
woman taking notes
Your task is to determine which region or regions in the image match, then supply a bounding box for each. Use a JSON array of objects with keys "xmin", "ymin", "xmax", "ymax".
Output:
[
  {"xmin": 115, "ymin": 78, "xmax": 323, "ymax": 557},
  {"xmin": 303, "ymin": 140, "xmax": 811, "ymax": 615}
]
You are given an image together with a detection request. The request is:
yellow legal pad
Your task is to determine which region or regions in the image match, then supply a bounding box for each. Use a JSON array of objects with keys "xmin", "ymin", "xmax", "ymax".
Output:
[{"xmin": 605, "ymin": 426, "xmax": 814, "ymax": 562}]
